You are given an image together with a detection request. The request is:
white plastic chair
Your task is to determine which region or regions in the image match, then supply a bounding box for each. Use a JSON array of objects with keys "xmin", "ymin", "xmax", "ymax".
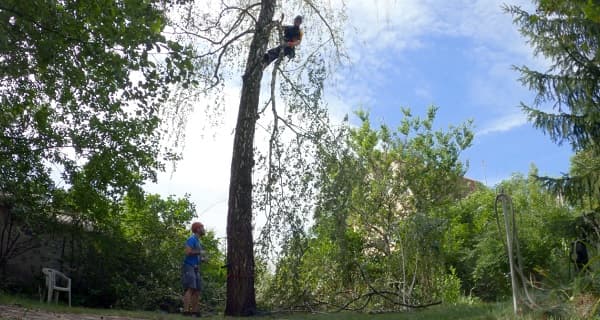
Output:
[{"xmin": 42, "ymin": 268, "xmax": 71, "ymax": 307}]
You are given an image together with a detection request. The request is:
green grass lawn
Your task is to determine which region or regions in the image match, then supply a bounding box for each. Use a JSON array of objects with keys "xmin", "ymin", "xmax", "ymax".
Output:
[{"xmin": 0, "ymin": 293, "xmax": 533, "ymax": 319}]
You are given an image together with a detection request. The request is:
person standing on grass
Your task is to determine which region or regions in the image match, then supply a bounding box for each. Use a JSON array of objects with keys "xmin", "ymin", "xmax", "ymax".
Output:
[{"xmin": 182, "ymin": 221, "xmax": 206, "ymax": 317}]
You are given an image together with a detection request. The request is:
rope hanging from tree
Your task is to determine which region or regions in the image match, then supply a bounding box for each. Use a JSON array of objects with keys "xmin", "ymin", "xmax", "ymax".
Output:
[{"xmin": 494, "ymin": 191, "xmax": 538, "ymax": 315}]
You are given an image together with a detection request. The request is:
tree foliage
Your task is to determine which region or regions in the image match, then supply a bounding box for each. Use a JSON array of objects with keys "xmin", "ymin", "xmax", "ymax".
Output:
[
  {"xmin": 0, "ymin": 0, "xmax": 194, "ymax": 210},
  {"xmin": 443, "ymin": 167, "xmax": 577, "ymax": 301},
  {"xmin": 506, "ymin": 0, "xmax": 600, "ymax": 207},
  {"xmin": 0, "ymin": 1, "xmax": 230, "ymax": 310},
  {"xmin": 0, "ymin": 1, "xmax": 198, "ymax": 283},
  {"xmin": 167, "ymin": 0, "xmax": 346, "ymax": 314},
  {"xmin": 261, "ymin": 107, "xmax": 474, "ymax": 311},
  {"xmin": 58, "ymin": 193, "xmax": 226, "ymax": 311}
]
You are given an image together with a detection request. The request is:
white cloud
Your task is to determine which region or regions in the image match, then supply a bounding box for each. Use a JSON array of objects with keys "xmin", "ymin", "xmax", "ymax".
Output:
[
  {"xmin": 415, "ymin": 87, "xmax": 433, "ymax": 103},
  {"xmin": 338, "ymin": 0, "xmax": 545, "ymax": 102},
  {"xmin": 345, "ymin": 0, "xmax": 433, "ymax": 51},
  {"xmin": 145, "ymin": 0, "xmax": 550, "ymax": 238},
  {"xmin": 343, "ymin": 0, "xmax": 534, "ymax": 51},
  {"xmin": 476, "ymin": 112, "xmax": 527, "ymax": 136}
]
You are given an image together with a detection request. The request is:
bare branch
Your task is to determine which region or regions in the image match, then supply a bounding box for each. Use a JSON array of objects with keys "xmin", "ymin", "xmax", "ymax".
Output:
[
  {"xmin": 355, "ymin": 262, "xmax": 442, "ymax": 310},
  {"xmin": 224, "ymin": 2, "xmax": 261, "ymax": 25},
  {"xmin": 278, "ymin": 70, "xmax": 336, "ymax": 137},
  {"xmin": 202, "ymin": 29, "xmax": 254, "ymax": 89},
  {"xmin": 303, "ymin": 0, "xmax": 343, "ymax": 62}
]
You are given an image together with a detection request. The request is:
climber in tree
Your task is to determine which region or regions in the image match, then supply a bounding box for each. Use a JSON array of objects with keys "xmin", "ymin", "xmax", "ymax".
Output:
[{"xmin": 263, "ymin": 15, "xmax": 303, "ymax": 67}]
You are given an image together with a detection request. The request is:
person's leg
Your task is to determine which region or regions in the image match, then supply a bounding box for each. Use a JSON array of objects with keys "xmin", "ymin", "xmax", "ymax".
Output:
[
  {"xmin": 191, "ymin": 268, "xmax": 202, "ymax": 315},
  {"xmin": 264, "ymin": 46, "xmax": 282, "ymax": 66},
  {"xmin": 182, "ymin": 265, "xmax": 197, "ymax": 315},
  {"xmin": 284, "ymin": 46, "xmax": 295, "ymax": 59},
  {"xmin": 190, "ymin": 290, "xmax": 200, "ymax": 314},
  {"xmin": 183, "ymin": 289, "xmax": 194, "ymax": 314}
]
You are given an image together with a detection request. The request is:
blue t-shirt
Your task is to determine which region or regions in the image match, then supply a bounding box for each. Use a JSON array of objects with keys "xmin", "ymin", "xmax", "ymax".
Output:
[{"xmin": 183, "ymin": 235, "xmax": 202, "ymax": 266}]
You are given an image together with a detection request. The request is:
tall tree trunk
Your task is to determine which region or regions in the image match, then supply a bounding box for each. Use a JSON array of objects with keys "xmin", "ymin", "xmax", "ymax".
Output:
[{"xmin": 225, "ymin": 0, "xmax": 275, "ymax": 316}]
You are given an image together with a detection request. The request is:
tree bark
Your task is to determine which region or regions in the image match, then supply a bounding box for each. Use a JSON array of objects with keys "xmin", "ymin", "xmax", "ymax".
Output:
[{"xmin": 225, "ymin": 0, "xmax": 275, "ymax": 316}]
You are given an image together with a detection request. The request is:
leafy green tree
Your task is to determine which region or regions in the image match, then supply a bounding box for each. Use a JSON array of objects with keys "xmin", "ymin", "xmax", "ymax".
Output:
[
  {"xmin": 507, "ymin": 4, "xmax": 600, "ymax": 310},
  {"xmin": 169, "ymin": 1, "xmax": 346, "ymax": 314},
  {"xmin": 63, "ymin": 193, "xmax": 226, "ymax": 310},
  {"xmin": 444, "ymin": 167, "xmax": 576, "ymax": 301},
  {"xmin": 506, "ymin": 0, "xmax": 600, "ymax": 208},
  {"xmin": 0, "ymin": 0, "xmax": 194, "ymax": 211},
  {"xmin": 264, "ymin": 107, "xmax": 473, "ymax": 311},
  {"xmin": 442, "ymin": 187, "xmax": 498, "ymax": 299},
  {"xmin": 0, "ymin": 0, "xmax": 194, "ymax": 283}
]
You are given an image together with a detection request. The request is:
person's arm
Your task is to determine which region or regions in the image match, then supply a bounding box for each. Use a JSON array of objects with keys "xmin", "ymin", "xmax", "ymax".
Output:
[
  {"xmin": 184, "ymin": 237, "xmax": 203, "ymax": 256},
  {"xmin": 184, "ymin": 246, "xmax": 202, "ymax": 256}
]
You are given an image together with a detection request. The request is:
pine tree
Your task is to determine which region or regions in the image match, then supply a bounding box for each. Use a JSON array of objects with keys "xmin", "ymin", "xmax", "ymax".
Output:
[{"xmin": 507, "ymin": 0, "xmax": 600, "ymax": 208}]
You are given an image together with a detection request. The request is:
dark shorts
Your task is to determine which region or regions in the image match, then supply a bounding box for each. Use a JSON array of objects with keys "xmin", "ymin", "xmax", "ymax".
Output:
[
  {"xmin": 264, "ymin": 46, "xmax": 296, "ymax": 64},
  {"xmin": 182, "ymin": 264, "xmax": 202, "ymax": 290}
]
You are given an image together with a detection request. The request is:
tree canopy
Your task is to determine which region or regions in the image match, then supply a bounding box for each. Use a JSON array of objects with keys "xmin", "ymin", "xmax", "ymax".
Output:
[
  {"xmin": 0, "ymin": 0, "xmax": 198, "ymax": 301},
  {"xmin": 261, "ymin": 107, "xmax": 475, "ymax": 311},
  {"xmin": 0, "ymin": 0, "xmax": 194, "ymax": 211},
  {"xmin": 507, "ymin": 0, "xmax": 600, "ymax": 208},
  {"xmin": 166, "ymin": 0, "xmax": 346, "ymax": 314}
]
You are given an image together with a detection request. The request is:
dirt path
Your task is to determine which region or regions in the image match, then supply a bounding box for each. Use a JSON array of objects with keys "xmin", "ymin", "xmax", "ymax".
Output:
[{"xmin": 0, "ymin": 305, "xmax": 148, "ymax": 320}]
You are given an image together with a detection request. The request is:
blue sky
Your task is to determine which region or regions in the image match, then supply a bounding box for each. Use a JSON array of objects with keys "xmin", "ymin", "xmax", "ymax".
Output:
[
  {"xmin": 329, "ymin": 0, "xmax": 573, "ymax": 185},
  {"xmin": 340, "ymin": 33, "xmax": 573, "ymax": 185},
  {"xmin": 147, "ymin": 0, "xmax": 574, "ymax": 236}
]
